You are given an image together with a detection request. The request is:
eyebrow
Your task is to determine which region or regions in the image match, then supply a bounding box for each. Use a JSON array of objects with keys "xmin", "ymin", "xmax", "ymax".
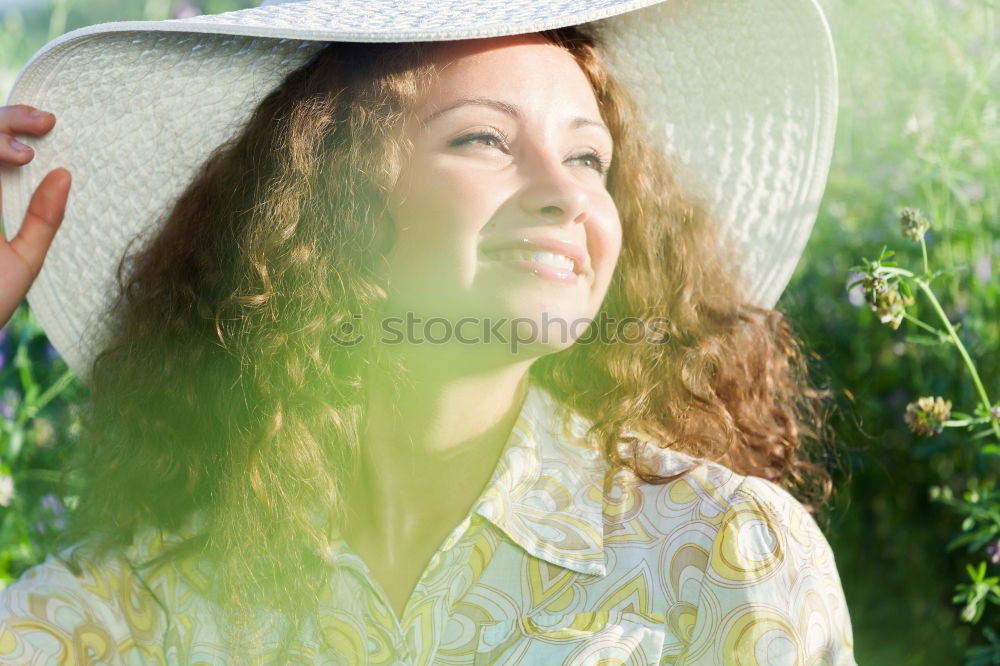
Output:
[{"xmin": 420, "ymin": 97, "xmax": 611, "ymax": 137}]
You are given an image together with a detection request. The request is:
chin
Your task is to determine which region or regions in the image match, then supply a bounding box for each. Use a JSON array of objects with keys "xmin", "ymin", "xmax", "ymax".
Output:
[{"xmin": 503, "ymin": 311, "xmax": 598, "ymax": 353}]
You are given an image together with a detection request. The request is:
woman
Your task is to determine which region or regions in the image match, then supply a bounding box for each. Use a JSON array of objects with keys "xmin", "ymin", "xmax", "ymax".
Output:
[{"xmin": 0, "ymin": 1, "xmax": 854, "ymax": 663}]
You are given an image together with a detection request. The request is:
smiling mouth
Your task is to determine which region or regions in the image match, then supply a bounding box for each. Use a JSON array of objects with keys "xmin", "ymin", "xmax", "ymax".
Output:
[
  {"xmin": 481, "ymin": 250, "xmax": 582, "ymax": 285},
  {"xmin": 483, "ymin": 249, "xmax": 576, "ymax": 272}
]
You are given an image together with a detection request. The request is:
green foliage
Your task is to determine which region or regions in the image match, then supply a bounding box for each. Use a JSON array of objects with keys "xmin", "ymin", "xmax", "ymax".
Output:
[
  {"xmin": 853, "ymin": 205, "xmax": 1000, "ymax": 660},
  {"xmin": 0, "ymin": 305, "xmax": 85, "ymax": 590},
  {"xmin": 784, "ymin": 0, "xmax": 999, "ymax": 662},
  {"xmin": 955, "ymin": 561, "xmax": 1000, "ymax": 625}
]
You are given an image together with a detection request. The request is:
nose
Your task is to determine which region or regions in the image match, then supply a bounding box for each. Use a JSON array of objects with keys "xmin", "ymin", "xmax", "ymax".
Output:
[{"xmin": 516, "ymin": 152, "xmax": 589, "ymax": 225}]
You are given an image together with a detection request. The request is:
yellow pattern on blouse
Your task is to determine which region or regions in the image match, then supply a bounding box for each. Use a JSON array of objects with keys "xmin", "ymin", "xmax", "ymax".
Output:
[{"xmin": 0, "ymin": 383, "xmax": 856, "ymax": 665}]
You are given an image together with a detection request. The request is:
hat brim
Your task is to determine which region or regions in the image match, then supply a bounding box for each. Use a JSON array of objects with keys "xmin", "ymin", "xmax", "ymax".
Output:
[{"xmin": 1, "ymin": 0, "xmax": 837, "ymax": 382}]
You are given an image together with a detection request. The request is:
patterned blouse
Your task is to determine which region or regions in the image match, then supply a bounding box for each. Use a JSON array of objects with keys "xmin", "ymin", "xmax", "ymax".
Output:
[{"xmin": 0, "ymin": 383, "xmax": 855, "ymax": 664}]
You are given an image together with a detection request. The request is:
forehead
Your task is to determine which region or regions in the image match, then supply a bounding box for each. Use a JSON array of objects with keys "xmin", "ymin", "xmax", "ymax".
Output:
[{"xmin": 416, "ymin": 34, "xmax": 600, "ymax": 113}]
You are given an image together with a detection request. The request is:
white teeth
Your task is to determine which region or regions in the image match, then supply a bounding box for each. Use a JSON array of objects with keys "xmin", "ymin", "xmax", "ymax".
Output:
[{"xmin": 487, "ymin": 249, "xmax": 575, "ymax": 271}]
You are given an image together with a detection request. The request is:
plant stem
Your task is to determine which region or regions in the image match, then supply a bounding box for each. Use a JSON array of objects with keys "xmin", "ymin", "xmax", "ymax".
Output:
[
  {"xmin": 914, "ymin": 278, "xmax": 1000, "ymax": 440},
  {"xmin": 920, "ymin": 236, "xmax": 930, "ymax": 278},
  {"xmin": 33, "ymin": 369, "xmax": 75, "ymax": 414},
  {"xmin": 903, "ymin": 313, "xmax": 946, "ymax": 337},
  {"xmin": 877, "ymin": 266, "xmax": 916, "ymax": 278},
  {"xmin": 944, "ymin": 418, "xmax": 990, "ymax": 428}
]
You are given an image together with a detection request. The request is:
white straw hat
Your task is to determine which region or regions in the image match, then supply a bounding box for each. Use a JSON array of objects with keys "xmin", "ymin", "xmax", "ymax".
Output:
[{"xmin": 1, "ymin": 0, "xmax": 838, "ymax": 382}]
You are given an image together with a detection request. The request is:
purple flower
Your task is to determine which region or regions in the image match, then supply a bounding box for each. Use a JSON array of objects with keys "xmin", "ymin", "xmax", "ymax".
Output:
[
  {"xmin": 174, "ymin": 2, "xmax": 201, "ymax": 19},
  {"xmin": 31, "ymin": 494, "xmax": 69, "ymax": 534},
  {"xmin": 975, "ymin": 256, "xmax": 992, "ymax": 284},
  {"xmin": 44, "ymin": 343, "xmax": 61, "ymax": 363},
  {"xmin": 40, "ymin": 493, "xmax": 66, "ymax": 517},
  {"xmin": 0, "ymin": 389, "xmax": 16, "ymax": 420},
  {"xmin": 988, "ymin": 540, "xmax": 1000, "ymax": 565}
]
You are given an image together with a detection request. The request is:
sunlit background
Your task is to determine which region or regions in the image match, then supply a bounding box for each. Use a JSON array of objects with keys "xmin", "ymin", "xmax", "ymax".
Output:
[{"xmin": 1, "ymin": 0, "xmax": 997, "ymax": 663}]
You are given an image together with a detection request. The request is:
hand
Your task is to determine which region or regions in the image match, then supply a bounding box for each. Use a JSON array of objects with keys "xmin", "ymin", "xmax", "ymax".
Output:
[{"xmin": 0, "ymin": 105, "xmax": 71, "ymax": 329}]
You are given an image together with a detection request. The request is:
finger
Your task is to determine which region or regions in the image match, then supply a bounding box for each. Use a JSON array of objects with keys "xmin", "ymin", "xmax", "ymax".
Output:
[
  {"xmin": 0, "ymin": 134, "xmax": 36, "ymax": 166},
  {"xmin": 0, "ymin": 104, "xmax": 56, "ymax": 137},
  {"xmin": 8, "ymin": 168, "xmax": 72, "ymax": 278}
]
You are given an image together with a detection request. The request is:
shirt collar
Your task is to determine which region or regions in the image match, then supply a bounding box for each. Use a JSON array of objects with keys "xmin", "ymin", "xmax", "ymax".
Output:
[
  {"xmin": 319, "ymin": 382, "xmax": 611, "ymax": 578},
  {"xmin": 466, "ymin": 381, "xmax": 609, "ymax": 577}
]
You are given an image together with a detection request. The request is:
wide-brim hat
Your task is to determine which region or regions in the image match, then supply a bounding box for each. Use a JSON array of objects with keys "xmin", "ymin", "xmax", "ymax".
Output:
[{"xmin": 1, "ymin": 0, "xmax": 838, "ymax": 383}]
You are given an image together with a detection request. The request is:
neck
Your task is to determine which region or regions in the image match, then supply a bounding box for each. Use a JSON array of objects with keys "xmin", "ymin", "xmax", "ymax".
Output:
[{"xmin": 342, "ymin": 342, "xmax": 535, "ymax": 545}]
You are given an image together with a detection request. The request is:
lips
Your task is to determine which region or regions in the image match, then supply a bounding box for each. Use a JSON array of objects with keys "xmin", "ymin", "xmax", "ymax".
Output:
[{"xmin": 480, "ymin": 237, "xmax": 589, "ymax": 275}]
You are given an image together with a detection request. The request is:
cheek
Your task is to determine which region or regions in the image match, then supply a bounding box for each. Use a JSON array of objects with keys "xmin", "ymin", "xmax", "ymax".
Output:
[
  {"xmin": 385, "ymin": 161, "xmax": 498, "ymax": 281},
  {"xmin": 590, "ymin": 201, "xmax": 623, "ymax": 284},
  {"xmin": 392, "ymin": 158, "xmax": 493, "ymax": 235}
]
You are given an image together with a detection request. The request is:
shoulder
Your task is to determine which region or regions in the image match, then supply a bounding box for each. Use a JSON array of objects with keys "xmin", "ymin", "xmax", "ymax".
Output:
[
  {"xmin": 613, "ymin": 442, "xmax": 845, "ymax": 591},
  {"xmin": 606, "ymin": 443, "xmax": 839, "ymax": 583},
  {"xmin": 0, "ymin": 539, "xmax": 170, "ymax": 664},
  {"xmin": 607, "ymin": 443, "xmax": 856, "ymax": 664},
  {"xmin": 610, "ymin": 441, "xmax": 828, "ymax": 545},
  {"xmin": 697, "ymin": 473, "xmax": 855, "ymax": 663},
  {"xmin": 1, "ymin": 546, "xmax": 132, "ymax": 663},
  {"xmin": 703, "ymin": 472, "xmax": 843, "ymax": 593}
]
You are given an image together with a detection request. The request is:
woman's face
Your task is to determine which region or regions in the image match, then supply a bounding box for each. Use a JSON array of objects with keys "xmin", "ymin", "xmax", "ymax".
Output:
[{"xmin": 381, "ymin": 34, "xmax": 622, "ymax": 356}]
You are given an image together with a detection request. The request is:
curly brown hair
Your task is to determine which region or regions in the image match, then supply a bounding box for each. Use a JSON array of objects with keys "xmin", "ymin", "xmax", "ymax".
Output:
[{"xmin": 58, "ymin": 24, "xmax": 832, "ymax": 655}]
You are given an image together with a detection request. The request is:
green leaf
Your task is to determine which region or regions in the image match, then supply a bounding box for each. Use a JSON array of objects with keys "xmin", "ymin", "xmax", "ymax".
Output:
[{"xmin": 968, "ymin": 531, "xmax": 1000, "ymax": 552}]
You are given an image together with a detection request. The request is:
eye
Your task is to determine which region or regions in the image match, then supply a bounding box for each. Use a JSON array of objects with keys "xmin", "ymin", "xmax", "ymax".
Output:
[
  {"xmin": 449, "ymin": 128, "xmax": 511, "ymax": 152},
  {"xmin": 568, "ymin": 151, "xmax": 608, "ymax": 175}
]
